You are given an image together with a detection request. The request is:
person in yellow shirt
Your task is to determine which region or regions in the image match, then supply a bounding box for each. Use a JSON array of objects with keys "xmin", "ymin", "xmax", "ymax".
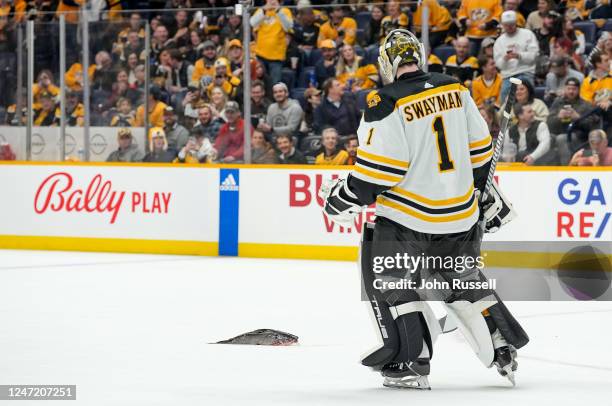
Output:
[
  {"xmin": 428, "ymin": 53, "xmax": 444, "ymax": 73},
  {"xmin": 444, "ymin": 37, "xmax": 480, "ymax": 85},
  {"xmin": 56, "ymin": 0, "xmax": 85, "ymax": 24},
  {"xmin": 192, "ymin": 40, "xmax": 219, "ymax": 84},
  {"xmin": 32, "ymin": 70, "xmax": 60, "ymax": 109},
  {"xmin": 457, "ymin": 0, "xmax": 503, "ymax": 54},
  {"xmin": 317, "ymin": 5, "xmax": 357, "ymax": 47},
  {"xmin": 250, "ymin": 0, "xmax": 293, "ymax": 85},
  {"xmin": 135, "ymin": 86, "xmax": 167, "ymax": 128},
  {"xmin": 413, "ymin": 0, "xmax": 452, "ymax": 49},
  {"xmin": 206, "ymin": 58, "xmax": 242, "ymax": 99},
  {"xmin": 503, "ymin": 0, "xmax": 526, "ymax": 27},
  {"xmin": 33, "ymin": 92, "xmax": 59, "ymax": 126},
  {"xmin": 315, "ymin": 127, "xmax": 349, "ymax": 165},
  {"xmin": 335, "ymin": 44, "xmax": 378, "ymax": 91},
  {"xmin": 65, "ymin": 61, "xmax": 97, "ymax": 92},
  {"xmin": 380, "ymin": 0, "xmax": 410, "ymax": 40},
  {"xmin": 472, "ymin": 55, "xmax": 502, "ymax": 106},
  {"xmin": 581, "ymin": 52, "xmax": 612, "ymax": 110}
]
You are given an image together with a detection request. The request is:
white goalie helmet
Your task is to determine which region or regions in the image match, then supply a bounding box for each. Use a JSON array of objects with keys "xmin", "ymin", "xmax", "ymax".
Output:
[{"xmin": 378, "ymin": 29, "xmax": 426, "ymax": 84}]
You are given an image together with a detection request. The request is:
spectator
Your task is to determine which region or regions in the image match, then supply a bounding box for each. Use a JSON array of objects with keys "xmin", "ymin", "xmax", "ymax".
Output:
[
  {"xmin": 261, "ymin": 82, "xmax": 303, "ymax": 136},
  {"xmin": 294, "ymin": 2, "xmax": 320, "ymax": 56},
  {"xmin": 170, "ymin": 9, "xmax": 190, "ymax": 49},
  {"xmin": 250, "ymin": 80, "xmax": 271, "ymax": 125},
  {"xmin": 526, "ymin": 0, "xmax": 552, "ymax": 30},
  {"xmin": 192, "ymin": 40, "xmax": 219, "ymax": 84},
  {"xmin": 477, "ymin": 37, "xmax": 496, "ymax": 60},
  {"xmin": 479, "ymin": 103, "xmax": 501, "ymax": 139},
  {"xmin": 119, "ymin": 29, "xmax": 144, "ymax": 63},
  {"xmin": 126, "ymin": 52, "xmax": 141, "ymax": 86},
  {"xmin": 380, "ymin": 0, "xmax": 410, "ymax": 39},
  {"xmin": 445, "ymin": 37, "xmax": 480, "ymax": 85},
  {"xmin": 335, "ymin": 43, "xmax": 378, "ymax": 91},
  {"xmin": 163, "ymin": 106, "xmax": 189, "ymax": 151},
  {"xmin": 106, "ymin": 128, "xmax": 145, "ymax": 162},
  {"xmin": 209, "ymin": 86, "xmax": 229, "ymax": 122},
  {"xmin": 569, "ymin": 129, "xmax": 612, "ymax": 166},
  {"xmin": 493, "ymin": 11, "xmax": 539, "ymax": 101},
  {"xmin": 534, "ymin": 10, "xmax": 561, "ymax": 57},
  {"xmin": 344, "ymin": 135, "xmax": 358, "ymax": 165},
  {"xmin": 152, "ymin": 48, "xmax": 173, "ymax": 89},
  {"xmin": 315, "ymin": 39, "xmax": 338, "ymax": 86},
  {"xmin": 428, "ymin": 52, "xmax": 444, "ymax": 73},
  {"xmin": 314, "ymin": 78, "xmax": 361, "ymax": 136},
  {"xmin": 504, "ymin": 0, "xmax": 526, "ymax": 26},
  {"xmin": 560, "ymin": 16, "xmax": 586, "ymax": 57},
  {"xmin": 315, "ymin": 127, "xmax": 349, "ymax": 165},
  {"xmin": 168, "ymin": 49, "xmax": 194, "ymax": 101},
  {"xmin": 143, "ymin": 127, "xmax": 176, "ymax": 163},
  {"xmin": 580, "ymin": 52, "xmax": 612, "ymax": 110},
  {"xmin": 513, "ymin": 80, "xmax": 550, "ymax": 121},
  {"xmin": 300, "ymin": 87, "xmax": 322, "ymax": 135},
  {"xmin": 110, "ymin": 97, "xmax": 136, "ymax": 127},
  {"xmin": 366, "ymin": 5, "xmax": 385, "ymax": 45},
  {"xmin": 458, "ymin": 0, "xmax": 502, "ymax": 55},
  {"xmin": 174, "ymin": 134, "xmax": 208, "ymax": 164},
  {"xmin": 276, "ymin": 133, "xmax": 307, "ymax": 164},
  {"xmin": 151, "ymin": 25, "xmax": 173, "ymax": 62},
  {"xmin": 91, "ymin": 51, "xmax": 115, "ymax": 94},
  {"xmin": 251, "ymin": 129, "xmax": 278, "ymax": 164},
  {"xmin": 193, "ymin": 104, "xmax": 223, "ymax": 141},
  {"xmin": 64, "ymin": 91, "xmax": 84, "ymax": 127},
  {"xmin": 0, "ymin": 142, "xmax": 16, "ymax": 161},
  {"xmin": 220, "ymin": 9, "xmax": 243, "ymax": 42},
  {"xmin": 226, "ymin": 39, "xmax": 244, "ymax": 77},
  {"xmin": 185, "ymin": 30, "xmax": 204, "ymax": 65},
  {"xmin": 135, "ymin": 85, "xmax": 168, "ymax": 127},
  {"xmin": 472, "ymin": 55, "xmax": 502, "ymax": 107},
  {"xmin": 508, "ymin": 103, "xmax": 552, "ymax": 165},
  {"xmin": 214, "ymin": 101, "xmax": 247, "ymax": 163},
  {"xmin": 33, "ymin": 92, "xmax": 58, "ymax": 126},
  {"xmin": 544, "ymin": 56, "xmax": 585, "ymax": 105},
  {"xmin": 252, "ymin": 59, "xmax": 273, "ymax": 97},
  {"xmin": 32, "ymin": 70, "xmax": 59, "ymax": 109},
  {"xmin": 250, "ymin": 0, "xmax": 293, "ymax": 85},
  {"xmin": 318, "ymin": 5, "xmax": 357, "ymax": 47},
  {"xmin": 413, "ymin": 0, "xmax": 452, "ymax": 49},
  {"xmin": 206, "ymin": 58, "xmax": 241, "ymax": 99},
  {"xmin": 548, "ymin": 78, "xmax": 599, "ymax": 164}
]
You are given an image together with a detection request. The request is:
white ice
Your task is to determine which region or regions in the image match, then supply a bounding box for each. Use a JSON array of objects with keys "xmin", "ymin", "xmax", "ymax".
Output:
[{"xmin": 1, "ymin": 250, "xmax": 611, "ymax": 406}]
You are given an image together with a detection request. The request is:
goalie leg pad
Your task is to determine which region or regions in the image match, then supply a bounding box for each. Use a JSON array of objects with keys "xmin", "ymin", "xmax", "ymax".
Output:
[{"xmin": 486, "ymin": 300, "xmax": 530, "ymax": 350}]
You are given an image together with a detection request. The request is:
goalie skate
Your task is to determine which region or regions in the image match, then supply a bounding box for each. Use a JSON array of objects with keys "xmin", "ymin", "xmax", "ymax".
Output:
[
  {"xmin": 381, "ymin": 360, "xmax": 431, "ymax": 390},
  {"xmin": 493, "ymin": 346, "xmax": 518, "ymax": 386}
]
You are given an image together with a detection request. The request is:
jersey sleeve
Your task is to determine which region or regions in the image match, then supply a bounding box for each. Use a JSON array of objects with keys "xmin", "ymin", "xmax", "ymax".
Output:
[
  {"xmin": 347, "ymin": 90, "xmax": 411, "ymax": 205},
  {"xmin": 462, "ymin": 90, "xmax": 494, "ymax": 193}
]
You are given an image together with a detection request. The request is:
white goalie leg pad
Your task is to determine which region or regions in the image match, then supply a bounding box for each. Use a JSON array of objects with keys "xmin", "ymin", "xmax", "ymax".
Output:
[
  {"xmin": 443, "ymin": 297, "xmax": 498, "ymax": 367},
  {"xmin": 390, "ymin": 301, "xmax": 442, "ymax": 346}
]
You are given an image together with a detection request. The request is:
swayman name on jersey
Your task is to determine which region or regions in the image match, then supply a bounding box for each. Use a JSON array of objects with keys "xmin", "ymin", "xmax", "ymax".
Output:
[{"xmin": 347, "ymin": 71, "xmax": 493, "ymax": 234}]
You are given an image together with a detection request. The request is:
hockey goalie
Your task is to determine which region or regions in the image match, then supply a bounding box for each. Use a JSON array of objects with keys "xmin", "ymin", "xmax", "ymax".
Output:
[{"xmin": 319, "ymin": 29, "xmax": 529, "ymax": 390}]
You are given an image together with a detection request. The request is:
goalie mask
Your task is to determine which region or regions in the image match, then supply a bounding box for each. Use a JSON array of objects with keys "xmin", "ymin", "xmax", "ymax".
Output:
[{"xmin": 378, "ymin": 29, "xmax": 426, "ymax": 84}]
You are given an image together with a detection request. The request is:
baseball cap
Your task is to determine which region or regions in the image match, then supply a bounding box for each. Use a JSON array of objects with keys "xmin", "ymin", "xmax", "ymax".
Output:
[
  {"xmin": 228, "ymin": 39, "xmax": 242, "ymax": 49},
  {"xmin": 225, "ymin": 101, "xmax": 240, "ymax": 112},
  {"xmin": 550, "ymin": 56, "xmax": 567, "ymax": 67},
  {"xmin": 319, "ymin": 39, "xmax": 336, "ymax": 49},
  {"xmin": 304, "ymin": 87, "xmax": 322, "ymax": 98},
  {"xmin": 501, "ymin": 11, "xmax": 517, "ymax": 24},
  {"xmin": 202, "ymin": 40, "xmax": 215, "ymax": 49},
  {"xmin": 544, "ymin": 10, "xmax": 561, "ymax": 18},
  {"xmin": 565, "ymin": 77, "xmax": 580, "ymax": 87},
  {"xmin": 297, "ymin": 0, "xmax": 312, "ymax": 10},
  {"xmin": 164, "ymin": 105, "xmax": 175, "ymax": 114},
  {"xmin": 481, "ymin": 37, "xmax": 495, "ymax": 48}
]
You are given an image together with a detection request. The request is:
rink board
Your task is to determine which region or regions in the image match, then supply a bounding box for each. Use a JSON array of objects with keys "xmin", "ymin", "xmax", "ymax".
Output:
[{"xmin": 0, "ymin": 162, "xmax": 609, "ymax": 266}]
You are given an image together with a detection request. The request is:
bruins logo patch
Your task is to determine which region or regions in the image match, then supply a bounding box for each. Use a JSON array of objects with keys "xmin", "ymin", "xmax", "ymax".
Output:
[{"xmin": 367, "ymin": 91, "xmax": 381, "ymax": 108}]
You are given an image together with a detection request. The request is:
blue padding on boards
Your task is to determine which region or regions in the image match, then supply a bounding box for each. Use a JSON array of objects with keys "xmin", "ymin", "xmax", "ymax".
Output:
[{"xmin": 219, "ymin": 168, "xmax": 240, "ymax": 256}]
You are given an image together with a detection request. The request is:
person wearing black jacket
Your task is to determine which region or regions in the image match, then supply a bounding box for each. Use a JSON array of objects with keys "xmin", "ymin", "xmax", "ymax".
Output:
[
  {"xmin": 313, "ymin": 78, "xmax": 361, "ymax": 136},
  {"xmin": 276, "ymin": 133, "xmax": 307, "ymax": 164}
]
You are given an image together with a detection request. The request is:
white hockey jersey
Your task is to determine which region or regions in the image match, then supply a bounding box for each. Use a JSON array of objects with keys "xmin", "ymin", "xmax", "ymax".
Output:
[{"xmin": 349, "ymin": 71, "xmax": 493, "ymax": 234}]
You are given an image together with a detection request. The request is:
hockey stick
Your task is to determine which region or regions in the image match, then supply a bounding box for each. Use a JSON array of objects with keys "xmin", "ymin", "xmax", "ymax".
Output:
[{"xmin": 479, "ymin": 77, "xmax": 522, "ymax": 204}]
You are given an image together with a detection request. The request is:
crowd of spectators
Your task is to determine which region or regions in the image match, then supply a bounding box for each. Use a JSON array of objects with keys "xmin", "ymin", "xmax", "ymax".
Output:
[{"xmin": 0, "ymin": 0, "xmax": 610, "ymax": 165}]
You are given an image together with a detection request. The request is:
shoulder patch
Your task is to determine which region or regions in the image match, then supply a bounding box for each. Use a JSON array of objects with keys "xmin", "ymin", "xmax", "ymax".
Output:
[{"xmin": 366, "ymin": 91, "xmax": 381, "ymax": 108}]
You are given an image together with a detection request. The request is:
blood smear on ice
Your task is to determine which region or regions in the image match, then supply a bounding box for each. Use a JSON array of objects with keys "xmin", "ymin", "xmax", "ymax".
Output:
[{"xmin": 215, "ymin": 329, "xmax": 299, "ymax": 346}]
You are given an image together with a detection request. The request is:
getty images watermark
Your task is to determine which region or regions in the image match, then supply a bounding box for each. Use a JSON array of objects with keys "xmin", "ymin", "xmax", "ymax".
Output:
[
  {"xmin": 0, "ymin": 385, "xmax": 76, "ymax": 400},
  {"xmin": 371, "ymin": 253, "xmax": 497, "ymax": 291}
]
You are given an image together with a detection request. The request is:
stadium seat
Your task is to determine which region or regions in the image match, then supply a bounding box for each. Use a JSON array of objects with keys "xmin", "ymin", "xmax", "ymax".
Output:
[
  {"xmin": 534, "ymin": 86, "xmax": 546, "ymax": 101},
  {"xmin": 432, "ymin": 45, "xmax": 455, "ymax": 64},
  {"xmin": 365, "ymin": 45, "xmax": 379, "ymax": 65},
  {"xmin": 357, "ymin": 28, "xmax": 366, "ymax": 45},
  {"xmin": 602, "ymin": 19, "xmax": 612, "ymax": 34},
  {"xmin": 297, "ymin": 66, "xmax": 316, "ymax": 88},
  {"xmin": 300, "ymin": 135, "xmax": 322, "ymax": 158},
  {"xmin": 585, "ymin": 42, "xmax": 594, "ymax": 55},
  {"xmin": 354, "ymin": 45, "xmax": 365, "ymax": 57},
  {"xmin": 573, "ymin": 21, "xmax": 597, "ymax": 44},
  {"xmin": 305, "ymin": 49, "xmax": 322, "ymax": 67},
  {"xmin": 355, "ymin": 12, "xmax": 371, "ymax": 31},
  {"xmin": 281, "ymin": 68, "xmax": 296, "ymax": 88}
]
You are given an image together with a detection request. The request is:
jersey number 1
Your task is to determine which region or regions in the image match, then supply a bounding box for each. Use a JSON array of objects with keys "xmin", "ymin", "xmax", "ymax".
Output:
[{"xmin": 433, "ymin": 116, "xmax": 454, "ymax": 172}]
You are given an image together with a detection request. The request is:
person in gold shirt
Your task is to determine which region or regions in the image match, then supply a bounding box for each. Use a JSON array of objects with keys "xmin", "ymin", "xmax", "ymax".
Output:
[
  {"xmin": 335, "ymin": 44, "xmax": 378, "ymax": 91},
  {"xmin": 191, "ymin": 40, "xmax": 219, "ymax": 84},
  {"xmin": 33, "ymin": 92, "xmax": 59, "ymax": 126},
  {"xmin": 315, "ymin": 127, "xmax": 349, "ymax": 165},
  {"xmin": 503, "ymin": 0, "xmax": 525, "ymax": 27},
  {"xmin": 65, "ymin": 61, "xmax": 97, "ymax": 93},
  {"xmin": 413, "ymin": 0, "xmax": 452, "ymax": 49},
  {"xmin": 581, "ymin": 52, "xmax": 612, "ymax": 110},
  {"xmin": 317, "ymin": 5, "xmax": 357, "ymax": 47},
  {"xmin": 445, "ymin": 37, "xmax": 480, "ymax": 85},
  {"xmin": 32, "ymin": 70, "xmax": 60, "ymax": 110},
  {"xmin": 380, "ymin": 0, "xmax": 410, "ymax": 40},
  {"xmin": 457, "ymin": 0, "xmax": 503, "ymax": 54},
  {"xmin": 472, "ymin": 55, "xmax": 502, "ymax": 106},
  {"xmin": 250, "ymin": 0, "xmax": 293, "ymax": 85},
  {"xmin": 135, "ymin": 86, "xmax": 167, "ymax": 128}
]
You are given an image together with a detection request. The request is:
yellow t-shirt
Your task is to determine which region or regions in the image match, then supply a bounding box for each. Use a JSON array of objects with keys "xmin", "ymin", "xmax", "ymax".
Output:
[
  {"xmin": 580, "ymin": 72, "xmax": 612, "ymax": 104},
  {"xmin": 315, "ymin": 149, "xmax": 349, "ymax": 165},
  {"xmin": 457, "ymin": 0, "xmax": 503, "ymax": 39},
  {"xmin": 253, "ymin": 7, "xmax": 293, "ymax": 61},
  {"xmin": 471, "ymin": 73, "xmax": 502, "ymax": 106},
  {"xmin": 135, "ymin": 101, "xmax": 168, "ymax": 128},
  {"xmin": 318, "ymin": 17, "xmax": 357, "ymax": 47},
  {"xmin": 65, "ymin": 63, "xmax": 97, "ymax": 92},
  {"xmin": 413, "ymin": 0, "xmax": 452, "ymax": 33},
  {"xmin": 336, "ymin": 59, "xmax": 378, "ymax": 90}
]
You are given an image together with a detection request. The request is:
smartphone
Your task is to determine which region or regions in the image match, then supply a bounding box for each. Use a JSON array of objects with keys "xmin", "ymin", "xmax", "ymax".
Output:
[{"xmin": 582, "ymin": 149, "xmax": 593, "ymax": 157}]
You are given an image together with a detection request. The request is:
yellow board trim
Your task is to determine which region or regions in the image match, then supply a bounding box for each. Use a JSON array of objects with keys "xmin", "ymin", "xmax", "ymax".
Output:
[
  {"xmin": 239, "ymin": 242, "xmax": 357, "ymax": 261},
  {"xmin": 354, "ymin": 166, "xmax": 403, "ymax": 183},
  {"xmin": 357, "ymin": 148, "xmax": 410, "ymax": 168},
  {"xmin": 471, "ymin": 148, "xmax": 494, "ymax": 164},
  {"xmin": 378, "ymin": 195, "xmax": 478, "ymax": 222},
  {"xmin": 395, "ymin": 83, "xmax": 467, "ymax": 109},
  {"xmin": 0, "ymin": 235, "xmax": 218, "ymax": 256},
  {"xmin": 469, "ymin": 135, "xmax": 492, "ymax": 149},
  {"xmin": 390, "ymin": 185, "xmax": 474, "ymax": 206}
]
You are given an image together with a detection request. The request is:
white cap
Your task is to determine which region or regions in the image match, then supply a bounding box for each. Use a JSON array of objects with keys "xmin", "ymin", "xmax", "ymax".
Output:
[
  {"xmin": 501, "ymin": 11, "xmax": 517, "ymax": 24},
  {"xmin": 297, "ymin": 0, "xmax": 311, "ymax": 10}
]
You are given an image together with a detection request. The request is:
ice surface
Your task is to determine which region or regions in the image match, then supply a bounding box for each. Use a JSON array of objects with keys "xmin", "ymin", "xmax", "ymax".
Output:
[{"xmin": 0, "ymin": 250, "xmax": 611, "ymax": 406}]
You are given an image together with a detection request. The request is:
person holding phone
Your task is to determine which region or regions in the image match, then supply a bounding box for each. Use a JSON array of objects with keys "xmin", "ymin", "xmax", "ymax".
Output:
[{"xmin": 569, "ymin": 129, "xmax": 612, "ymax": 166}]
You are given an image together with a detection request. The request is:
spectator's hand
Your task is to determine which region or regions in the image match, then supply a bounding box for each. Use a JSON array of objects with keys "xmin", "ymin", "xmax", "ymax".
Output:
[
  {"xmin": 232, "ymin": 68, "xmax": 243, "ymax": 77},
  {"xmin": 324, "ymin": 59, "xmax": 335, "ymax": 67},
  {"xmin": 597, "ymin": 99, "xmax": 610, "ymax": 111},
  {"xmin": 558, "ymin": 108, "xmax": 570, "ymax": 119},
  {"xmin": 224, "ymin": 155, "xmax": 236, "ymax": 162},
  {"xmin": 183, "ymin": 92, "xmax": 194, "ymax": 105},
  {"xmin": 592, "ymin": 152, "xmax": 600, "ymax": 166},
  {"xmin": 523, "ymin": 155, "xmax": 535, "ymax": 165},
  {"xmin": 258, "ymin": 122, "xmax": 272, "ymax": 132},
  {"xmin": 174, "ymin": 27, "xmax": 188, "ymax": 40},
  {"xmin": 504, "ymin": 51, "xmax": 519, "ymax": 61},
  {"xmin": 569, "ymin": 107, "xmax": 580, "ymax": 120},
  {"xmin": 569, "ymin": 149, "xmax": 583, "ymax": 166}
]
